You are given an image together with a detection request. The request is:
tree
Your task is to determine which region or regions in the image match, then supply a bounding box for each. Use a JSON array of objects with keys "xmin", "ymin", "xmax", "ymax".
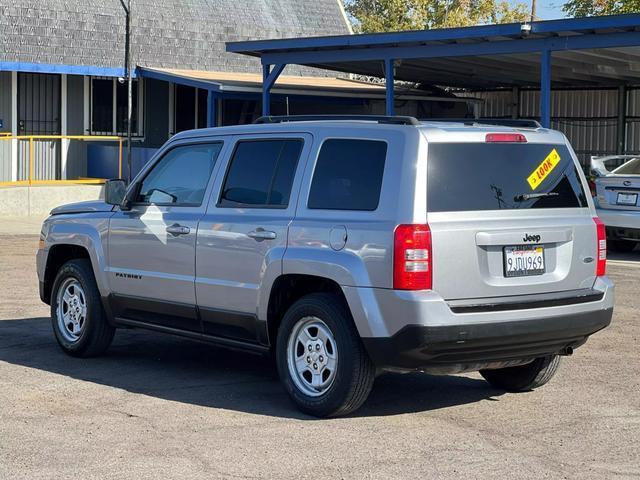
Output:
[
  {"xmin": 563, "ymin": 0, "xmax": 640, "ymax": 17},
  {"xmin": 343, "ymin": 0, "xmax": 530, "ymax": 33}
]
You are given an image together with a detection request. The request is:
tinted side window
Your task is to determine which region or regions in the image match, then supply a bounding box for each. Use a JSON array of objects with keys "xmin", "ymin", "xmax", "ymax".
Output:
[
  {"xmin": 219, "ymin": 139, "xmax": 303, "ymax": 208},
  {"xmin": 137, "ymin": 143, "xmax": 222, "ymax": 206},
  {"xmin": 308, "ymin": 139, "xmax": 387, "ymax": 211}
]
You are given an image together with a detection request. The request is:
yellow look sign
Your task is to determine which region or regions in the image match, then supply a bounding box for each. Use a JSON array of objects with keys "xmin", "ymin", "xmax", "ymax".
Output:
[{"xmin": 527, "ymin": 149, "xmax": 561, "ymax": 190}]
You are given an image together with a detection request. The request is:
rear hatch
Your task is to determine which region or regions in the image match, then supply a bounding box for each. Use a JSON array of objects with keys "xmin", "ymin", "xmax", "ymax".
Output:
[
  {"xmin": 425, "ymin": 135, "xmax": 597, "ymax": 300},
  {"xmin": 593, "ymin": 157, "xmax": 640, "ymax": 211}
]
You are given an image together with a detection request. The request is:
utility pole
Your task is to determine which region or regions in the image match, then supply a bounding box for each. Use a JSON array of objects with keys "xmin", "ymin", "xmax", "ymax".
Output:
[
  {"xmin": 126, "ymin": 0, "xmax": 133, "ymax": 183},
  {"xmin": 531, "ymin": 0, "xmax": 537, "ymax": 22},
  {"xmin": 120, "ymin": 0, "xmax": 133, "ymax": 183}
]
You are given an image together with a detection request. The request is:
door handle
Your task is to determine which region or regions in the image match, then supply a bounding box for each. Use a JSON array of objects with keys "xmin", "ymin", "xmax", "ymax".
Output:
[
  {"xmin": 247, "ymin": 228, "xmax": 277, "ymax": 241},
  {"xmin": 166, "ymin": 224, "xmax": 191, "ymax": 236}
]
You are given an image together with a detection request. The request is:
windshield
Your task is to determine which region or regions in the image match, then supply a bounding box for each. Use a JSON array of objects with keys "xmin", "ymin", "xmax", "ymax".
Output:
[{"xmin": 427, "ymin": 143, "xmax": 588, "ymax": 212}]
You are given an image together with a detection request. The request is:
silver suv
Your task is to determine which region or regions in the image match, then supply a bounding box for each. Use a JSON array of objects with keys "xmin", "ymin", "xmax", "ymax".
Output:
[{"xmin": 37, "ymin": 116, "xmax": 614, "ymax": 417}]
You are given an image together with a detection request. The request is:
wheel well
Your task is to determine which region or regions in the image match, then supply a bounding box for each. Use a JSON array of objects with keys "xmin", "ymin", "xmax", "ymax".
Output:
[
  {"xmin": 42, "ymin": 244, "xmax": 90, "ymax": 304},
  {"xmin": 266, "ymin": 274, "xmax": 350, "ymax": 347}
]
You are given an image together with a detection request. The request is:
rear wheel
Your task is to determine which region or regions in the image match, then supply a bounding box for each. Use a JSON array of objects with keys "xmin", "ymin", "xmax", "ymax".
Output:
[
  {"xmin": 607, "ymin": 238, "xmax": 636, "ymax": 253},
  {"xmin": 51, "ymin": 259, "xmax": 115, "ymax": 357},
  {"xmin": 276, "ymin": 293, "xmax": 375, "ymax": 417},
  {"xmin": 480, "ymin": 355, "xmax": 561, "ymax": 392}
]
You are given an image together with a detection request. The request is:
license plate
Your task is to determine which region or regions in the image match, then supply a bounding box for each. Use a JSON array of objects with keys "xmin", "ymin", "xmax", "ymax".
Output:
[
  {"xmin": 616, "ymin": 192, "xmax": 638, "ymax": 206},
  {"xmin": 503, "ymin": 245, "xmax": 545, "ymax": 278}
]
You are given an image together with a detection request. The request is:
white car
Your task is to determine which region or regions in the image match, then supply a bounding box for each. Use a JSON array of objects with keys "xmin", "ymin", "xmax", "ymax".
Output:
[{"xmin": 592, "ymin": 155, "xmax": 640, "ymax": 252}]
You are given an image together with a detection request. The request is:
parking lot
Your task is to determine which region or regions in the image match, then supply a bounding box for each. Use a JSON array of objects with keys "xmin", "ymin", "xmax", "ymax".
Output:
[{"xmin": 0, "ymin": 232, "xmax": 638, "ymax": 480}]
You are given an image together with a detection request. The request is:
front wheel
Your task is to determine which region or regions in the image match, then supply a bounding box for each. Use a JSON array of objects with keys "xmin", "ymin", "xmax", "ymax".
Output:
[
  {"xmin": 480, "ymin": 355, "xmax": 561, "ymax": 392},
  {"xmin": 50, "ymin": 259, "xmax": 115, "ymax": 357},
  {"xmin": 276, "ymin": 293, "xmax": 375, "ymax": 417}
]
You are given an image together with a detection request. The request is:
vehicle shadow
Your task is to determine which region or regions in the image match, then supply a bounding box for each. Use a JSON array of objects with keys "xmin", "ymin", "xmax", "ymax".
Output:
[
  {"xmin": 0, "ymin": 317, "xmax": 504, "ymax": 419},
  {"xmin": 608, "ymin": 249, "xmax": 640, "ymax": 262}
]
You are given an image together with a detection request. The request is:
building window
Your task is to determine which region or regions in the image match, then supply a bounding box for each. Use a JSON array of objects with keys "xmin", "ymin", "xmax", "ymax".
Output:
[
  {"xmin": 90, "ymin": 77, "xmax": 144, "ymax": 136},
  {"xmin": 172, "ymin": 84, "xmax": 209, "ymax": 134}
]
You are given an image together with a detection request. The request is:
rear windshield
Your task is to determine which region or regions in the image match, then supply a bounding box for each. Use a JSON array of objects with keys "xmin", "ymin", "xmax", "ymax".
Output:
[
  {"xmin": 613, "ymin": 158, "xmax": 640, "ymax": 175},
  {"xmin": 427, "ymin": 143, "xmax": 588, "ymax": 212}
]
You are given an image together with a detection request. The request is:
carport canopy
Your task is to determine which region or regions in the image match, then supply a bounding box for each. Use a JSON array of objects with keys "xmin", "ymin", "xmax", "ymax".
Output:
[
  {"xmin": 138, "ymin": 66, "xmax": 475, "ymax": 127},
  {"xmin": 226, "ymin": 13, "xmax": 640, "ymax": 127}
]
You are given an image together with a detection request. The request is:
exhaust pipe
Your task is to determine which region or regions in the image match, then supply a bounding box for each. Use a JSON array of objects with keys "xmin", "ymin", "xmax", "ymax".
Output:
[{"xmin": 559, "ymin": 346, "xmax": 574, "ymax": 356}]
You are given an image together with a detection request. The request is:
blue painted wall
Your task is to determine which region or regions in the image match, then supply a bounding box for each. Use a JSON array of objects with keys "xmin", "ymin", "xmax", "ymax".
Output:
[{"xmin": 87, "ymin": 145, "xmax": 158, "ymax": 179}]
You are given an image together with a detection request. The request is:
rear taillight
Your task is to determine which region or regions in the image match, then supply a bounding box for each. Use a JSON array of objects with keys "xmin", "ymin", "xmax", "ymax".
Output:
[
  {"xmin": 394, "ymin": 224, "xmax": 432, "ymax": 290},
  {"xmin": 594, "ymin": 217, "xmax": 606, "ymax": 277},
  {"xmin": 485, "ymin": 133, "xmax": 527, "ymax": 143}
]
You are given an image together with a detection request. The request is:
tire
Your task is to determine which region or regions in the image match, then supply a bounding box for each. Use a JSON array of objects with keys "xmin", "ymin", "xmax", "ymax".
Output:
[
  {"xmin": 50, "ymin": 258, "xmax": 115, "ymax": 357},
  {"xmin": 276, "ymin": 293, "xmax": 375, "ymax": 418},
  {"xmin": 480, "ymin": 355, "xmax": 561, "ymax": 392},
  {"xmin": 607, "ymin": 238, "xmax": 636, "ymax": 253}
]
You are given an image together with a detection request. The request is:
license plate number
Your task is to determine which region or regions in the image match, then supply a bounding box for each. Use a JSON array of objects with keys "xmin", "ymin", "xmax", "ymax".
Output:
[
  {"xmin": 503, "ymin": 245, "xmax": 545, "ymax": 278},
  {"xmin": 616, "ymin": 192, "xmax": 638, "ymax": 206}
]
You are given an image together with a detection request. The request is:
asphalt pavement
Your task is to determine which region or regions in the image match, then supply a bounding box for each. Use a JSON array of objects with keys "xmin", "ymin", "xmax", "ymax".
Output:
[{"xmin": 0, "ymin": 234, "xmax": 638, "ymax": 479}]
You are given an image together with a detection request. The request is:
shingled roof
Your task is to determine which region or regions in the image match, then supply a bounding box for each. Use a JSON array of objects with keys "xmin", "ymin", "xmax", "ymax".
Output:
[{"xmin": 0, "ymin": 0, "xmax": 350, "ymax": 74}]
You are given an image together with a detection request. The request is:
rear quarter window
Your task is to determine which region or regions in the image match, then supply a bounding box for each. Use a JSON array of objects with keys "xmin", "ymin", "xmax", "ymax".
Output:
[
  {"xmin": 427, "ymin": 143, "xmax": 588, "ymax": 212},
  {"xmin": 308, "ymin": 139, "xmax": 387, "ymax": 211}
]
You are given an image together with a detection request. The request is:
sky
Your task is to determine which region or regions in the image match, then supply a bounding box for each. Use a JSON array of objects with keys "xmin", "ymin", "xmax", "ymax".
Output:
[{"xmin": 509, "ymin": 1, "xmax": 569, "ymax": 20}]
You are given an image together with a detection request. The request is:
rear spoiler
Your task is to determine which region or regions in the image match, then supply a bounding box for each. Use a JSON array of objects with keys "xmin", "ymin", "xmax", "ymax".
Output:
[
  {"xmin": 590, "ymin": 155, "xmax": 639, "ymax": 177},
  {"xmin": 424, "ymin": 118, "xmax": 541, "ymax": 128}
]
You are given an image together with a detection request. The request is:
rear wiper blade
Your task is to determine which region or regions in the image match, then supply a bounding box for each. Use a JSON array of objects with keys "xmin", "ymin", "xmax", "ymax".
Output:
[{"xmin": 514, "ymin": 192, "xmax": 559, "ymax": 202}]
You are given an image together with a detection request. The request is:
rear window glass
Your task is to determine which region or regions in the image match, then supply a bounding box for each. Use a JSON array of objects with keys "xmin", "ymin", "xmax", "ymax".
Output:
[
  {"xmin": 308, "ymin": 139, "xmax": 387, "ymax": 211},
  {"xmin": 613, "ymin": 158, "xmax": 640, "ymax": 175},
  {"xmin": 427, "ymin": 143, "xmax": 588, "ymax": 212}
]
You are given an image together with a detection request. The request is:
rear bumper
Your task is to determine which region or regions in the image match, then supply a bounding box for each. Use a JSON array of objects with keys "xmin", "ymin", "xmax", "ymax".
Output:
[
  {"xmin": 596, "ymin": 207, "xmax": 640, "ymax": 230},
  {"xmin": 362, "ymin": 307, "xmax": 612, "ymax": 372},
  {"xmin": 344, "ymin": 276, "xmax": 614, "ymax": 372}
]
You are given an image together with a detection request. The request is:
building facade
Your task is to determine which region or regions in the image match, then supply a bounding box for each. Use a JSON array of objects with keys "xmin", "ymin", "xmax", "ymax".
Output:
[{"xmin": 0, "ymin": 0, "xmax": 353, "ymax": 181}]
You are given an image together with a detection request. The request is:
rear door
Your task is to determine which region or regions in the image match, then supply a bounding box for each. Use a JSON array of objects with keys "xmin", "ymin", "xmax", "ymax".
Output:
[
  {"xmin": 425, "ymin": 137, "xmax": 597, "ymax": 300},
  {"xmin": 195, "ymin": 134, "xmax": 310, "ymax": 343},
  {"xmin": 595, "ymin": 157, "xmax": 640, "ymax": 211}
]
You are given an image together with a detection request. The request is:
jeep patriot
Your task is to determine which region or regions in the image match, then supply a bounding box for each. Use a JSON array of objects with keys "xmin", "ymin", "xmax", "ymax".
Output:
[{"xmin": 37, "ymin": 116, "xmax": 614, "ymax": 417}]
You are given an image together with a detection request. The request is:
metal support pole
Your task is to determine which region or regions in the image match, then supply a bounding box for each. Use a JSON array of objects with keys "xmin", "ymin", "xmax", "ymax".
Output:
[
  {"xmin": 126, "ymin": 0, "xmax": 133, "ymax": 182},
  {"xmin": 385, "ymin": 58, "xmax": 395, "ymax": 116},
  {"xmin": 617, "ymin": 85, "xmax": 627, "ymax": 154},
  {"xmin": 118, "ymin": 138, "xmax": 123, "ymax": 178},
  {"xmin": 28, "ymin": 137, "xmax": 34, "ymax": 185},
  {"xmin": 61, "ymin": 74, "xmax": 69, "ymax": 180},
  {"xmin": 512, "ymin": 86, "xmax": 520, "ymax": 119},
  {"xmin": 262, "ymin": 64, "xmax": 270, "ymax": 117},
  {"xmin": 10, "ymin": 71, "xmax": 17, "ymax": 182},
  {"xmin": 261, "ymin": 63, "xmax": 285, "ymax": 117},
  {"xmin": 119, "ymin": 0, "xmax": 134, "ymax": 182},
  {"xmin": 540, "ymin": 50, "xmax": 551, "ymax": 128},
  {"xmin": 206, "ymin": 90, "xmax": 216, "ymax": 128}
]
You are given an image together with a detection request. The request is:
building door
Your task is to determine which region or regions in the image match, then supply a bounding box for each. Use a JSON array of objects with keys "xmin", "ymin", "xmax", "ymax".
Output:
[{"xmin": 17, "ymin": 73, "xmax": 61, "ymax": 180}]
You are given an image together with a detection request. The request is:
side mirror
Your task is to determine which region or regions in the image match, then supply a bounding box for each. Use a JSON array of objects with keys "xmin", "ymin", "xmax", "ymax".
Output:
[{"xmin": 104, "ymin": 179, "xmax": 127, "ymax": 206}]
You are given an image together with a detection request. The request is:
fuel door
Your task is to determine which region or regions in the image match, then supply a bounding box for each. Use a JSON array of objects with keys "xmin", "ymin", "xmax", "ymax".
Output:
[{"xmin": 329, "ymin": 225, "xmax": 348, "ymax": 251}]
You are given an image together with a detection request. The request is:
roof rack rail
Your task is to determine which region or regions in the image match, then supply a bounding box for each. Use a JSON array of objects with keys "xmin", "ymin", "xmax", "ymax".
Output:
[
  {"xmin": 254, "ymin": 115, "xmax": 421, "ymax": 126},
  {"xmin": 423, "ymin": 118, "xmax": 542, "ymax": 128}
]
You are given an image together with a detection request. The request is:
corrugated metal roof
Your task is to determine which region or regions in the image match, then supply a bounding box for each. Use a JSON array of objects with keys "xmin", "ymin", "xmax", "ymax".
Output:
[{"xmin": 227, "ymin": 14, "xmax": 640, "ymax": 88}]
